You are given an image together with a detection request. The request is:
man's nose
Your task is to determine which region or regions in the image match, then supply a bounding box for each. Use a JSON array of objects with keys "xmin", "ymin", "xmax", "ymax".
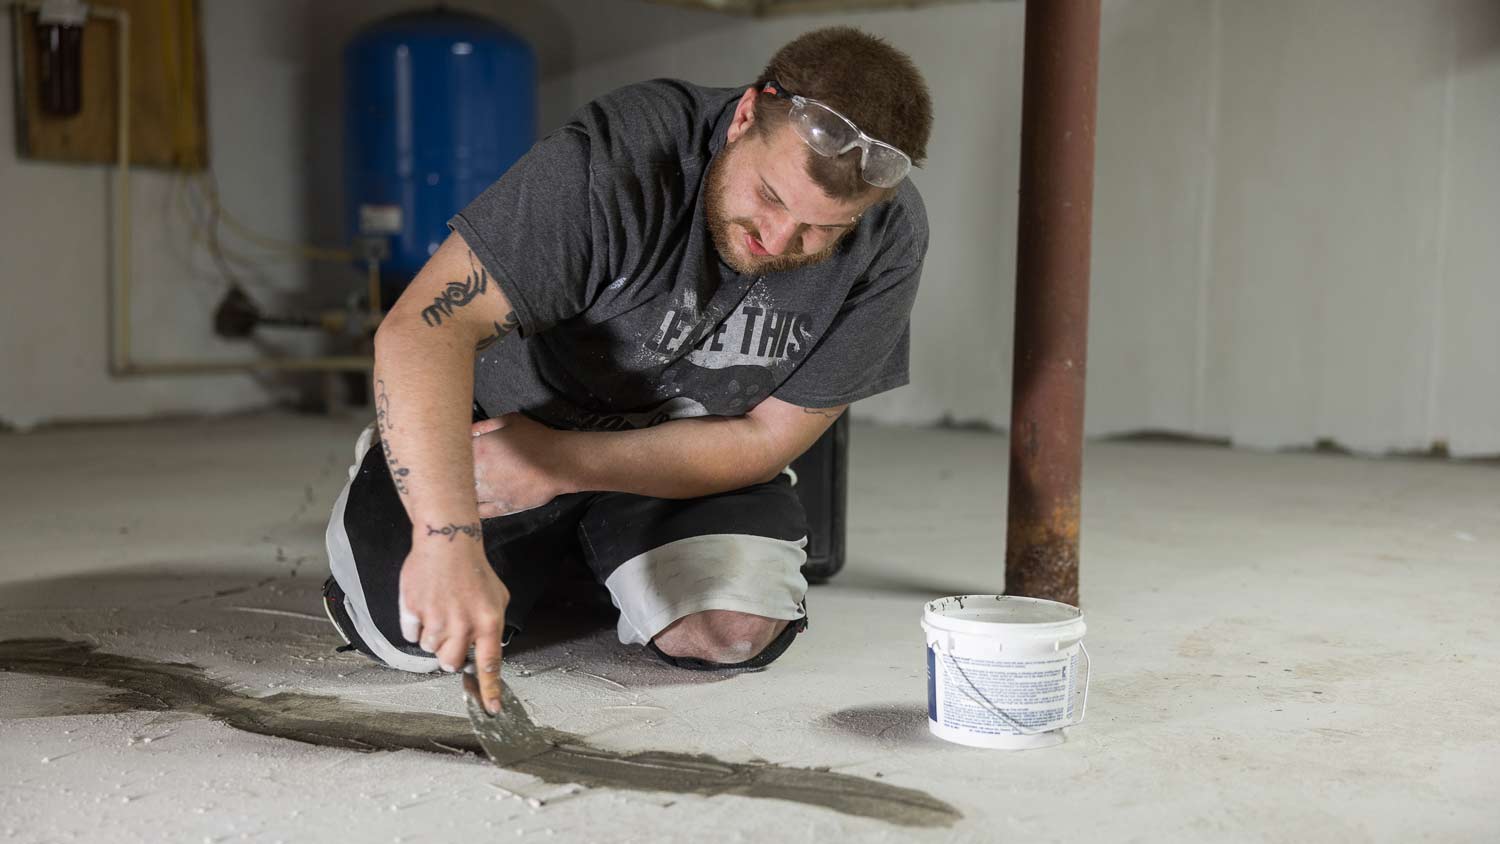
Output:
[{"xmin": 757, "ymin": 215, "xmax": 801, "ymax": 255}]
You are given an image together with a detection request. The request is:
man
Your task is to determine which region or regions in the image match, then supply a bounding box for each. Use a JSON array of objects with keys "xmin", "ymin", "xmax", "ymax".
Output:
[{"xmin": 322, "ymin": 27, "xmax": 933, "ymax": 716}]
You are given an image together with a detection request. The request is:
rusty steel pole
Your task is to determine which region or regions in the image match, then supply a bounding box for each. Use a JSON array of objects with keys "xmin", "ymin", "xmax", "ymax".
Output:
[{"xmin": 1004, "ymin": 0, "xmax": 1101, "ymax": 607}]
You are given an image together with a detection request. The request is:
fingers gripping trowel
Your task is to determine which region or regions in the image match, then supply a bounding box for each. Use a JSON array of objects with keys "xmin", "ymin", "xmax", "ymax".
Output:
[{"xmin": 461, "ymin": 671, "xmax": 555, "ymax": 767}]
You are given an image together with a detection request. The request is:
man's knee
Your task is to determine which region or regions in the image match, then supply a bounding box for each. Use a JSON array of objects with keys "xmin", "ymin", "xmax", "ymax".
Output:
[{"xmin": 651, "ymin": 610, "xmax": 789, "ymax": 665}]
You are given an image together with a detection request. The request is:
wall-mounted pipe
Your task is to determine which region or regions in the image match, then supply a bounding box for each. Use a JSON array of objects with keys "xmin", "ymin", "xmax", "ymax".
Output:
[
  {"xmin": 116, "ymin": 357, "xmax": 377, "ymax": 375},
  {"xmin": 82, "ymin": 3, "xmax": 134, "ymax": 376}
]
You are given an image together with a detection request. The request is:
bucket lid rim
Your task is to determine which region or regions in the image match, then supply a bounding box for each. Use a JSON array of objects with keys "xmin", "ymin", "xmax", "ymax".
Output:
[{"xmin": 923, "ymin": 594, "xmax": 1084, "ymax": 630}]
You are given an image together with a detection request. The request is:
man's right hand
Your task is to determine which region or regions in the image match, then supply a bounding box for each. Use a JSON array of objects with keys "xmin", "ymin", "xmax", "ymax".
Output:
[
  {"xmin": 397, "ymin": 531, "xmax": 509, "ymax": 714},
  {"xmin": 369, "ymin": 230, "xmax": 523, "ymax": 716}
]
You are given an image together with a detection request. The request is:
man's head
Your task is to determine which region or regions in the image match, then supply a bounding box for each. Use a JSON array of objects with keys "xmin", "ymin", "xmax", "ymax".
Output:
[{"xmin": 706, "ymin": 27, "xmax": 933, "ymax": 275}]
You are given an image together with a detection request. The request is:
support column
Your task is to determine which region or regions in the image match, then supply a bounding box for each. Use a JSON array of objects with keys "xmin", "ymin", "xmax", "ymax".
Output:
[{"xmin": 1004, "ymin": 0, "xmax": 1102, "ymax": 606}]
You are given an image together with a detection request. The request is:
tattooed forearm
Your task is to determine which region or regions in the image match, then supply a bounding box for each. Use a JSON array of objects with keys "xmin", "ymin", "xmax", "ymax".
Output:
[
  {"xmin": 425, "ymin": 522, "xmax": 482, "ymax": 542},
  {"xmin": 422, "ymin": 252, "xmax": 491, "ymax": 327},
  {"xmin": 374, "ymin": 379, "xmax": 412, "ymax": 497},
  {"xmin": 473, "ymin": 311, "xmax": 519, "ymax": 352},
  {"xmin": 802, "ymin": 407, "xmax": 844, "ymax": 419}
]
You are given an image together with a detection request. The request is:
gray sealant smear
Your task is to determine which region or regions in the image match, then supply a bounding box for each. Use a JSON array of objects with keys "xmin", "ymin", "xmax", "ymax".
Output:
[{"xmin": 0, "ymin": 639, "xmax": 960, "ymax": 828}]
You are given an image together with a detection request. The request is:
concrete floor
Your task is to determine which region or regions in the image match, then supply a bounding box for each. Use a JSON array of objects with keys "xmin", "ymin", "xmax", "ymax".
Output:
[{"xmin": 0, "ymin": 413, "xmax": 1496, "ymax": 843}]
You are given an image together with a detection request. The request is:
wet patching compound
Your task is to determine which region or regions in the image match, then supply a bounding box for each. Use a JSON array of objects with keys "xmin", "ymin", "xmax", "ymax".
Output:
[
  {"xmin": 0, "ymin": 639, "xmax": 960, "ymax": 828},
  {"xmin": 922, "ymin": 595, "xmax": 1089, "ymax": 749}
]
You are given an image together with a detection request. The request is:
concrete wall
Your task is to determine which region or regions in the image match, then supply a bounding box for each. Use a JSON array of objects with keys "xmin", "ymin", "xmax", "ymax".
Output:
[
  {"xmin": 3, "ymin": 0, "xmax": 1497, "ymax": 455},
  {"xmin": 0, "ymin": 1, "xmax": 312, "ymax": 427},
  {"xmin": 1198, "ymin": 0, "xmax": 1500, "ymax": 456}
]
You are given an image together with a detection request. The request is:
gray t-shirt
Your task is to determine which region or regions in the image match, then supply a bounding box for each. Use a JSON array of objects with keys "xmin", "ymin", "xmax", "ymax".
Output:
[{"xmin": 449, "ymin": 79, "xmax": 927, "ymax": 431}]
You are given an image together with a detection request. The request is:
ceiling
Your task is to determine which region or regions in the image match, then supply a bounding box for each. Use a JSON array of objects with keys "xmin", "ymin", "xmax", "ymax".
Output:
[{"xmin": 646, "ymin": 0, "xmax": 1004, "ymax": 18}]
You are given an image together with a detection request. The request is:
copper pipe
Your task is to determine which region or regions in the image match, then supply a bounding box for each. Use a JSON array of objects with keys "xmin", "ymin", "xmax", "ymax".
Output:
[
  {"xmin": 118, "ymin": 357, "xmax": 373, "ymax": 376},
  {"xmin": 1004, "ymin": 0, "xmax": 1101, "ymax": 607}
]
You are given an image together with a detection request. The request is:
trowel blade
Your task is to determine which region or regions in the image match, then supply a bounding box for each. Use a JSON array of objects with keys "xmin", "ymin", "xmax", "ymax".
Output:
[{"xmin": 461, "ymin": 672, "xmax": 554, "ymax": 768}]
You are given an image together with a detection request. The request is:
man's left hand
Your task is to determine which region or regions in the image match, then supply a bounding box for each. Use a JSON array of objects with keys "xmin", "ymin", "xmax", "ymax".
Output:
[{"xmin": 470, "ymin": 414, "xmax": 573, "ymax": 518}]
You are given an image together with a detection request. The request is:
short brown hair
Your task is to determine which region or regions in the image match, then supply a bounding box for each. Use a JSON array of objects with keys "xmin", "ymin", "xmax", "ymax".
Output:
[{"xmin": 752, "ymin": 27, "xmax": 933, "ymax": 200}]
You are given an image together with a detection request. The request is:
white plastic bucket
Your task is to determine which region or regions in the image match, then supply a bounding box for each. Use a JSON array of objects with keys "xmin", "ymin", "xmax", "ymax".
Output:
[{"xmin": 922, "ymin": 594, "xmax": 1089, "ymax": 750}]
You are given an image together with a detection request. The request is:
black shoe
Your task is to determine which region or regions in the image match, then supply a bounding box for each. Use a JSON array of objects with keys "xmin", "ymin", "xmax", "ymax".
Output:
[{"xmin": 321, "ymin": 576, "xmax": 376, "ymax": 658}]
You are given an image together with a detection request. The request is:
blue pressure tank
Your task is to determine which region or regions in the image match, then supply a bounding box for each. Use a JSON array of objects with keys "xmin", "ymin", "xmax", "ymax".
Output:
[{"xmin": 344, "ymin": 9, "xmax": 535, "ymax": 302}]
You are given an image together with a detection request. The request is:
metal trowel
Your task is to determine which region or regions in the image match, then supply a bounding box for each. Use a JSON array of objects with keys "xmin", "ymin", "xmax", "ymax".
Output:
[{"xmin": 461, "ymin": 670, "xmax": 555, "ymax": 768}]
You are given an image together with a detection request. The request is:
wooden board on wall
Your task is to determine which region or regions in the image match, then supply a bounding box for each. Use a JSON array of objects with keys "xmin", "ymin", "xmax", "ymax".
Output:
[{"xmin": 11, "ymin": 0, "xmax": 207, "ymax": 169}]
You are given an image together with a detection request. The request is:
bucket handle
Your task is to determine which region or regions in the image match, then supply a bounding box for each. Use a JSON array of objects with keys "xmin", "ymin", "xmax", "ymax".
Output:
[
  {"xmin": 943, "ymin": 642, "xmax": 1090, "ymax": 735},
  {"xmin": 1075, "ymin": 642, "xmax": 1090, "ymax": 724}
]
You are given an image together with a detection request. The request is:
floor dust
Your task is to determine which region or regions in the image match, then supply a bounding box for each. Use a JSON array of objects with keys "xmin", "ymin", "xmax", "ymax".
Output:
[{"xmin": 0, "ymin": 638, "xmax": 960, "ymax": 828}]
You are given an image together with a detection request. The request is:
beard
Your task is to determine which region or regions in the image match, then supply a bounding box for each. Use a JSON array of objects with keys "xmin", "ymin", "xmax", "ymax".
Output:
[{"xmin": 705, "ymin": 140, "xmax": 842, "ymax": 276}]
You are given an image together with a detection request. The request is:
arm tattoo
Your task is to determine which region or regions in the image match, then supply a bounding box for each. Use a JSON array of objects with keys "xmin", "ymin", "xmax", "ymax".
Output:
[
  {"xmin": 802, "ymin": 407, "xmax": 844, "ymax": 419},
  {"xmin": 374, "ymin": 379, "xmax": 412, "ymax": 497},
  {"xmin": 474, "ymin": 311, "xmax": 519, "ymax": 352},
  {"xmin": 425, "ymin": 522, "xmax": 482, "ymax": 542},
  {"xmin": 422, "ymin": 252, "xmax": 491, "ymax": 327}
]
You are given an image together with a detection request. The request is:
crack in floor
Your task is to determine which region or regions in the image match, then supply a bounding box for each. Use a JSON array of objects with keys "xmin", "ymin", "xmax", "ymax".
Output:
[{"xmin": 0, "ymin": 638, "xmax": 961, "ymax": 828}]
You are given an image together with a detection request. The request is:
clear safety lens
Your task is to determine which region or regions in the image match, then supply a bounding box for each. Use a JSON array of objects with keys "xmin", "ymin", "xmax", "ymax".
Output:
[
  {"xmin": 859, "ymin": 142, "xmax": 910, "ymax": 188},
  {"xmin": 788, "ymin": 97, "xmax": 911, "ymax": 188},
  {"xmin": 791, "ymin": 101, "xmax": 858, "ymax": 157}
]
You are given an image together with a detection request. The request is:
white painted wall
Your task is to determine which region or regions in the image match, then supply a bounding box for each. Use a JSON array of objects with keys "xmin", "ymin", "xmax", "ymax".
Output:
[
  {"xmin": 0, "ymin": 1, "xmax": 312, "ymax": 427},
  {"xmin": 1197, "ymin": 0, "xmax": 1500, "ymax": 457},
  {"xmin": 3, "ymin": 0, "xmax": 1497, "ymax": 456}
]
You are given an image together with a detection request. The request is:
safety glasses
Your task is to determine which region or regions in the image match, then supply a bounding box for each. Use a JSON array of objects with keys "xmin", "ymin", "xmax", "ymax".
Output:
[{"xmin": 758, "ymin": 80, "xmax": 912, "ymax": 189}]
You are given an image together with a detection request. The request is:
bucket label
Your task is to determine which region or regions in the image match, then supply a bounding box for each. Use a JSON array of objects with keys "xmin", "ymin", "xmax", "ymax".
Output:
[
  {"xmin": 934, "ymin": 652, "xmax": 1074, "ymax": 736},
  {"xmin": 927, "ymin": 646, "xmax": 937, "ymax": 722}
]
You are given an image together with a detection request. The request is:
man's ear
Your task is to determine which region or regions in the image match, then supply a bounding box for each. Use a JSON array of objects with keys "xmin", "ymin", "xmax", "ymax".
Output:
[{"xmin": 725, "ymin": 86, "xmax": 758, "ymax": 144}]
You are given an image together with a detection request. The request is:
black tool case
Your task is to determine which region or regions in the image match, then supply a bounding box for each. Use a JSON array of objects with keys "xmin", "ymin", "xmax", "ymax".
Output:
[{"xmin": 789, "ymin": 415, "xmax": 849, "ymax": 583}]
